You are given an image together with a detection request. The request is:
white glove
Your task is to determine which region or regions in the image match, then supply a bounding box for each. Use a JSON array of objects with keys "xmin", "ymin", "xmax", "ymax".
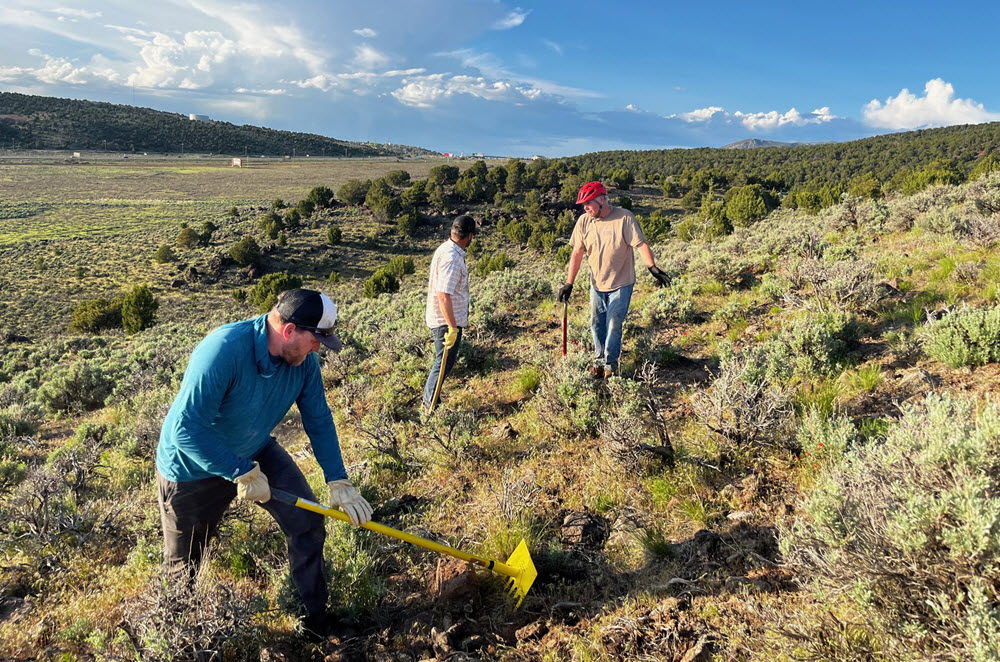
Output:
[
  {"xmin": 328, "ymin": 479, "xmax": 373, "ymax": 526},
  {"xmin": 234, "ymin": 461, "xmax": 271, "ymax": 503}
]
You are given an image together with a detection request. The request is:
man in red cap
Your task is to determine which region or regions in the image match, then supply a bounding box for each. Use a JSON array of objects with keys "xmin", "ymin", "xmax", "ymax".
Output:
[
  {"xmin": 558, "ymin": 182, "xmax": 670, "ymax": 378},
  {"xmin": 156, "ymin": 288, "xmax": 371, "ymax": 640}
]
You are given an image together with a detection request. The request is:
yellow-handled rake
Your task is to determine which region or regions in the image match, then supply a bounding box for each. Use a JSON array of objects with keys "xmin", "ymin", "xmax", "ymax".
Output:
[{"xmin": 270, "ymin": 488, "xmax": 537, "ymax": 609}]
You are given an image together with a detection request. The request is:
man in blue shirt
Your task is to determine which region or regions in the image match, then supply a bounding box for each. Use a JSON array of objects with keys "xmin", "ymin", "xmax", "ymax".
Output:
[{"xmin": 156, "ymin": 288, "xmax": 371, "ymax": 639}]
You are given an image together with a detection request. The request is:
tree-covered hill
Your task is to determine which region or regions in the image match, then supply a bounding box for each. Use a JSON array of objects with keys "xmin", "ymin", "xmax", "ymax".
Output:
[
  {"xmin": 0, "ymin": 91, "xmax": 437, "ymax": 157},
  {"xmin": 569, "ymin": 121, "xmax": 1000, "ymax": 189}
]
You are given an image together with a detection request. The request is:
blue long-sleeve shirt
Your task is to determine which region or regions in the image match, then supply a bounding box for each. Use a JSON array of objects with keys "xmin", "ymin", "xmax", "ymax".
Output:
[{"xmin": 156, "ymin": 314, "xmax": 348, "ymax": 483}]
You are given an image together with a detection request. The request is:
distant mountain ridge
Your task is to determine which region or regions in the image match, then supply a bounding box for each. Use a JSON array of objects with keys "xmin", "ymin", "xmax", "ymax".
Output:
[
  {"xmin": 721, "ymin": 138, "xmax": 811, "ymax": 149},
  {"xmin": 0, "ymin": 91, "xmax": 436, "ymax": 157},
  {"xmin": 569, "ymin": 122, "xmax": 1000, "ymax": 188}
]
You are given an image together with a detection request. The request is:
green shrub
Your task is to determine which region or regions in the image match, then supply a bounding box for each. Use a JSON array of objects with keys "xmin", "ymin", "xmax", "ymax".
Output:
[
  {"xmin": 396, "ymin": 207, "xmax": 418, "ymax": 237},
  {"xmin": 258, "ymin": 210, "xmax": 283, "ymax": 239},
  {"xmin": 306, "ymin": 185, "xmax": 335, "ymax": 209},
  {"xmin": 327, "ymin": 225, "xmax": 343, "ymax": 245},
  {"xmin": 783, "ymin": 311, "xmax": 857, "ymax": 375},
  {"xmin": 638, "ymin": 283, "xmax": 695, "ymax": 325},
  {"xmin": 779, "ymin": 393, "xmax": 1000, "ymax": 659},
  {"xmin": 338, "ymin": 179, "xmax": 371, "ymax": 205},
  {"xmin": 616, "ymin": 195, "xmax": 633, "ymax": 210},
  {"xmin": 384, "ymin": 169, "xmax": 411, "ymax": 187},
  {"xmin": 692, "ymin": 341, "xmax": 794, "ymax": 461},
  {"xmin": 401, "ymin": 179, "xmax": 428, "ymax": 207},
  {"xmin": 638, "ymin": 210, "xmax": 671, "ymax": 244},
  {"xmin": 121, "ymin": 285, "xmax": 159, "ymax": 335},
  {"xmin": 925, "ymin": 305, "xmax": 1000, "ymax": 368},
  {"xmin": 295, "ymin": 198, "xmax": 315, "ymax": 218},
  {"xmin": 229, "ymin": 236, "xmax": 261, "ymax": 266},
  {"xmin": 555, "ymin": 244, "xmax": 573, "ymax": 267},
  {"xmin": 249, "ymin": 272, "xmax": 303, "ymax": 313},
  {"xmin": 504, "ymin": 221, "xmax": 532, "ymax": 245},
  {"xmin": 428, "ymin": 164, "xmax": 460, "ymax": 187},
  {"xmin": 153, "ymin": 245, "xmax": 176, "ymax": 263},
  {"xmin": 176, "ymin": 226, "xmax": 201, "ymax": 249},
  {"xmin": 384, "ymin": 256, "xmax": 415, "ymax": 277},
  {"xmin": 363, "ymin": 268, "xmax": 399, "ymax": 298},
  {"xmin": 69, "ymin": 297, "xmax": 123, "ymax": 333},
  {"xmin": 474, "ymin": 251, "xmax": 516, "ymax": 277},
  {"xmin": 38, "ymin": 359, "xmax": 116, "ymax": 413}
]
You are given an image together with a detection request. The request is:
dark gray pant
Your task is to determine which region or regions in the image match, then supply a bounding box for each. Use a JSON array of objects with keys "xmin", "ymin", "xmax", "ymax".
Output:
[{"xmin": 158, "ymin": 437, "xmax": 328, "ymax": 615}]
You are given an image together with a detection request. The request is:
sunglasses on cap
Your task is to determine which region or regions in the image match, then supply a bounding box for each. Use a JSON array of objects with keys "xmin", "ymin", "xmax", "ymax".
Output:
[{"xmin": 296, "ymin": 324, "xmax": 335, "ymax": 336}]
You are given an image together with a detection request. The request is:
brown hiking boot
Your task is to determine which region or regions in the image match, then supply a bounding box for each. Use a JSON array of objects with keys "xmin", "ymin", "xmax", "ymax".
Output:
[{"xmin": 588, "ymin": 365, "xmax": 604, "ymax": 379}]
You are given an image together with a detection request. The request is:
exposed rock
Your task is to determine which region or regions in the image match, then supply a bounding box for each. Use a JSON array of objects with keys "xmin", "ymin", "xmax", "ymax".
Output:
[
  {"xmin": 515, "ymin": 622, "xmax": 548, "ymax": 642},
  {"xmin": 561, "ymin": 511, "xmax": 608, "ymax": 548},
  {"xmin": 431, "ymin": 558, "xmax": 479, "ymax": 602},
  {"xmin": 680, "ymin": 634, "xmax": 717, "ymax": 662}
]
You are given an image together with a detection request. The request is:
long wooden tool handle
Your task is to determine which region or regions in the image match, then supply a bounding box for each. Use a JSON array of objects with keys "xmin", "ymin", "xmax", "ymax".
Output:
[
  {"xmin": 428, "ymin": 342, "xmax": 450, "ymax": 413},
  {"xmin": 270, "ymin": 488, "xmax": 520, "ymax": 579}
]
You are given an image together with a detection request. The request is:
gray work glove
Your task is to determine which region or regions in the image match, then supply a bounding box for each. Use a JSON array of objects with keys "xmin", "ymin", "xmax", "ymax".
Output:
[
  {"xmin": 328, "ymin": 479, "xmax": 373, "ymax": 526},
  {"xmin": 648, "ymin": 266, "xmax": 671, "ymax": 288},
  {"xmin": 234, "ymin": 461, "xmax": 271, "ymax": 503},
  {"xmin": 557, "ymin": 283, "xmax": 574, "ymax": 303}
]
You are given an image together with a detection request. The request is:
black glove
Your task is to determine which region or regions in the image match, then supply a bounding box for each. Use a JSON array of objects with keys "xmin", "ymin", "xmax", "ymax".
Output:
[
  {"xmin": 557, "ymin": 283, "xmax": 574, "ymax": 303},
  {"xmin": 648, "ymin": 266, "xmax": 671, "ymax": 288}
]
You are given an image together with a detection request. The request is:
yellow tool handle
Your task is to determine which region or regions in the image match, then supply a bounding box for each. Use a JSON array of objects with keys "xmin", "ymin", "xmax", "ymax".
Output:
[{"xmin": 271, "ymin": 489, "xmax": 519, "ymax": 579}]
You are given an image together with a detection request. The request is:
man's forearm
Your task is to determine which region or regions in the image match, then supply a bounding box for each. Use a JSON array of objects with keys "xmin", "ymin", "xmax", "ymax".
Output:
[
  {"xmin": 566, "ymin": 249, "xmax": 585, "ymax": 283},
  {"xmin": 638, "ymin": 242, "xmax": 656, "ymax": 268},
  {"xmin": 437, "ymin": 291, "xmax": 458, "ymax": 327}
]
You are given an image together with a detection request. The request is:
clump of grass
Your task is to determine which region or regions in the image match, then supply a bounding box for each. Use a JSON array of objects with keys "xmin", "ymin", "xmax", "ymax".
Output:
[
  {"xmin": 512, "ymin": 366, "xmax": 543, "ymax": 397},
  {"xmin": 635, "ymin": 525, "xmax": 674, "ymax": 560}
]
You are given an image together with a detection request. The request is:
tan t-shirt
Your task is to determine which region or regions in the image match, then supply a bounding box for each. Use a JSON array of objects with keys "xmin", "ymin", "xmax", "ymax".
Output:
[{"xmin": 569, "ymin": 207, "xmax": 646, "ymax": 292}]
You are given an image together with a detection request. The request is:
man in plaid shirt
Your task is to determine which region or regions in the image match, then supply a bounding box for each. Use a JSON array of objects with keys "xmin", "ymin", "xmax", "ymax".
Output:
[{"xmin": 423, "ymin": 215, "xmax": 478, "ymax": 411}]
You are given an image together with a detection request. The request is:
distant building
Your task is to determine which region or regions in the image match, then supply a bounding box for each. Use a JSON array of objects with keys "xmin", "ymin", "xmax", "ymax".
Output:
[{"xmin": 188, "ymin": 114, "xmax": 210, "ymax": 121}]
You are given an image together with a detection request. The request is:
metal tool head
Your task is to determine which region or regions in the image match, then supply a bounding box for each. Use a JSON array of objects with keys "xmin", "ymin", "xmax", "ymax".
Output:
[{"xmin": 503, "ymin": 539, "xmax": 537, "ymax": 610}]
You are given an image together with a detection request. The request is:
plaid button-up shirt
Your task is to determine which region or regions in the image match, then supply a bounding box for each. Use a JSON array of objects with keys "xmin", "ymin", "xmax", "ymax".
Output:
[{"xmin": 425, "ymin": 239, "xmax": 470, "ymax": 328}]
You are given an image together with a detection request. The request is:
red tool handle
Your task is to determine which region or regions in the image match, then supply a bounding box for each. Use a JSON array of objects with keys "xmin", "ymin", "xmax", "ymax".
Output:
[{"xmin": 562, "ymin": 302, "xmax": 568, "ymax": 356}]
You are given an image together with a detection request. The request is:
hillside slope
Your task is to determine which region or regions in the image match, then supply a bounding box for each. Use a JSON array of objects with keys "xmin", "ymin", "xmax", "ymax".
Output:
[
  {"xmin": 0, "ymin": 91, "xmax": 436, "ymax": 157},
  {"xmin": 1, "ymin": 156, "xmax": 999, "ymax": 660}
]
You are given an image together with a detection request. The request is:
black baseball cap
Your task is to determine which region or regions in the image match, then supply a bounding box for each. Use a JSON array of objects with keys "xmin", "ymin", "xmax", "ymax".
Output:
[
  {"xmin": 452, "ymin": 214, "xmax": 478, "ymax": 237},
  {"xmin": 275, "ymin": 288, "xmax": 343, "ymax": 351}
]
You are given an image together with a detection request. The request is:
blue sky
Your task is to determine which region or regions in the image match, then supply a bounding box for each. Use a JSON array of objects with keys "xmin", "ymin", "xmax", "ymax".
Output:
[{"xmin": 1, "ymin": 0, "xmax": 998, "ymax": 157}]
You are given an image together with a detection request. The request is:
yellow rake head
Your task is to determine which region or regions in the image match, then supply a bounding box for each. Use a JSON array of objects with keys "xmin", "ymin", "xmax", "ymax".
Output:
[{"xmin": 503, "ymin": 539, "xmax": 538, "ymax": 610}]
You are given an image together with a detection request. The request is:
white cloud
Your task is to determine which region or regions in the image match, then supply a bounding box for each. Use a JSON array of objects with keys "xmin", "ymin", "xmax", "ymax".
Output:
[
  {"xmin": 494, "ymin": 8, "xmax": 528, "ymax": 29},
  {"xmin": 863, "ymin": 78, "xmax": 1000, "ymax": 129},
  {"xmin": 735, "ymin": 106, "xmax": 837, "ymax": 130},
  {"xmin": 353, "ymin": 27, "xmax": 376, "ymax": 38},
  {"xmin": 352, "ymin": 44, "xmax": 389, "ymax": 70},
  {"xmin": 50, "ymin": 8, "xmax": 101, "ymax": 19},
  {"xmin": 234, "ymin": 87, "xmax": 286, "ymax": 95},
  {"xmin": 625, "ymin": 104, "xmax": 640, "ymax": 112},
  {"xmin": 679, "ymin": 106, "xmax": 724, "ymax": 122},
  {"xmin": 0, "ymin": 65, "xmax": 32, "ymax": 82},
  {"xmin": 542, "ymin": 39, "xmax": 562, "ymax": 56},
  {"xmin": 391, "ymin": 73, "xmax": 545, "ymax": 108},
  {"xmin": 438, "ymin": 48, "xmax": 601, "ymax": 100},
  {"xmin": 671, "ymin": 105, "xmax": 839, "ymax": 131}
]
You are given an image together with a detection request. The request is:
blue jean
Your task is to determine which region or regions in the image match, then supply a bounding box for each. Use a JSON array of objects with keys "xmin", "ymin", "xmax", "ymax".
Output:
[
  {"xmin": 158, "ymin": 437, "xmax": 328, "ymax": 615},
  {"xmin": 590, "ymin": 283, "xmax": 634, "ymax": 369},
  {"xmin": 422, "ymin": 326, "xmax": 463, "ymax": 409}
]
